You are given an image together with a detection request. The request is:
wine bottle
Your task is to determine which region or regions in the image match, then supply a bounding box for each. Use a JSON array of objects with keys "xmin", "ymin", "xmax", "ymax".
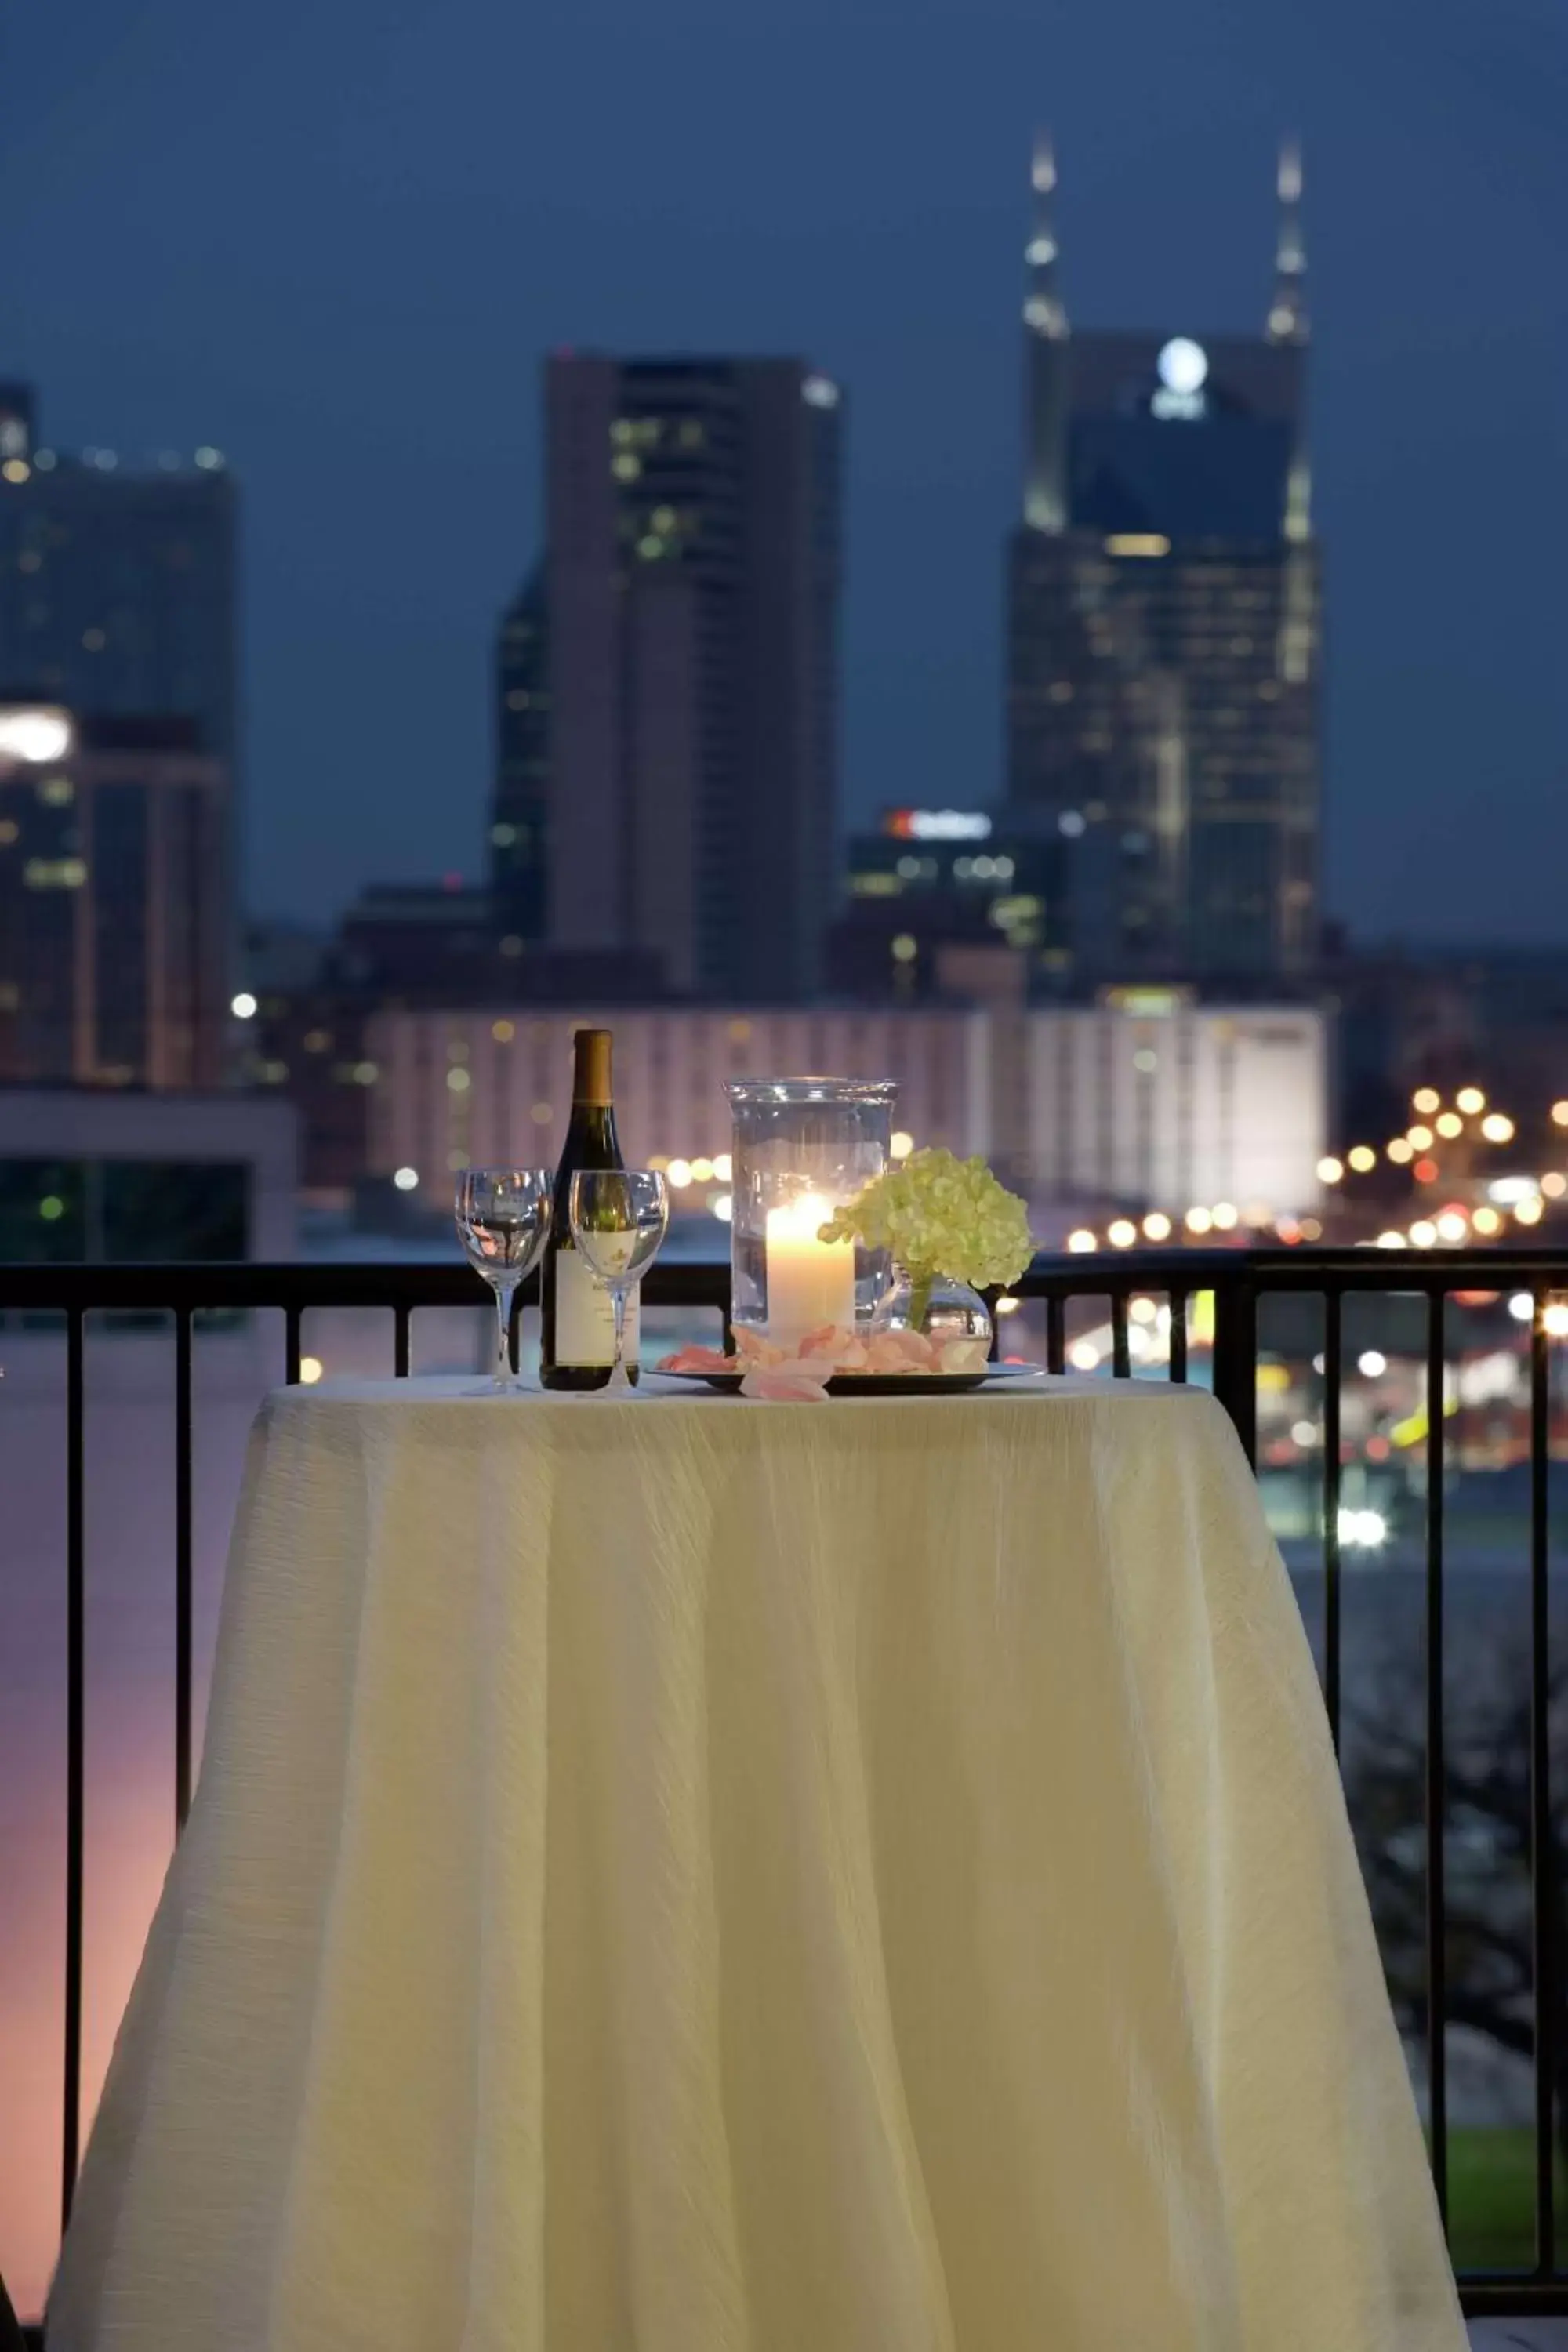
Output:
[{"xmin": 540, "ymin": 1027, "xmax": 638, "ymax": 1389}]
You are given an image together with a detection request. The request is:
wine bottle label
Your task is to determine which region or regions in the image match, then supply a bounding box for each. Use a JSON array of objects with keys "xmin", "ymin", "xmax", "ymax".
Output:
[{"xmin": 554, "ymin": 1250, "xmax": 638, "ymax": 1367}]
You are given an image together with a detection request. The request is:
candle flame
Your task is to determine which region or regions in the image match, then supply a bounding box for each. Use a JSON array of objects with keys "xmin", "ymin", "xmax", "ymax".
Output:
[{"xmin": 767, "ymin": 1192, "xmax": 839, "ymax": 1243}]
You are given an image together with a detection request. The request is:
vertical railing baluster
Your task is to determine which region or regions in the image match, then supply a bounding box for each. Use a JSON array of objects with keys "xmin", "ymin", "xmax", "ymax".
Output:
[
  {"xmin": 1169, "ymin": 1289, "xmax": 1189, "ymax": 1385},
  {"xmin": 61, "ymin": 1306, "xmax": 85, "ymax": 2230},
  {"xmin": 1111, "ymin": 1292, "xmax": 1131, "ymax": 1380},
  {"xmin": 1046, "ymin": 1294, "xmax": 1065, "ymax": 1376},
  {"xmin": 1323, "ymin": 1289, "xmax": 1342, "ymax": 1755},
  {"xmin": 1210, "ymin": 1278, "xmax": 1258, "ymax": 1464},
  {"xmin": 1530, "ymin": 1293, "xmax": 1556, "ymax": 2275},
  {"xmin": 394, "ymin": 1302, "xmax": 411, "ymax": 1380},
  {"xmin": 285, "ymin": 1305, "xmax": 302, "ymax": 1388},
  {"xmin": 175, "ymin": 1308, "xmax": 194, "ymax": 1832},
  {"xmin": 1425, "ymin": 1286, "xmax": 1448, "ymax": 2223}
]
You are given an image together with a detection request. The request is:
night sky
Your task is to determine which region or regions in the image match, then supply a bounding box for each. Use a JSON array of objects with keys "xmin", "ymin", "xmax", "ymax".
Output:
[{"xmin": 2, "ymin": 0, "xmax": 1564, "ymax": 944}]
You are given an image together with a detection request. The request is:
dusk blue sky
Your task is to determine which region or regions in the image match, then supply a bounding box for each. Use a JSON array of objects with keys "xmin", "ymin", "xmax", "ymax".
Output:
[{"xmin": 2, "ymin": 0, "xmax": 1564, "ymax": 940}]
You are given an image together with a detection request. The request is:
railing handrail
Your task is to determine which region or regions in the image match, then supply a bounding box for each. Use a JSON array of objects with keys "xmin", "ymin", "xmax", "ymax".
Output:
[
  {"xmin": 0, "ymin": 1258, "xmax": 722, "ymax": 1310},
  {"xmin": 2, "ymin": 1242, "xmax": 1567, "ymax": 1313}
]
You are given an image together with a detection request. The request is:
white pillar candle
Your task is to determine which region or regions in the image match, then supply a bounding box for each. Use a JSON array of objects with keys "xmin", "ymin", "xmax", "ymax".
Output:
[{"xmin": 764, "ymin": 1192, "xmax": 856, "ymax": 1338}]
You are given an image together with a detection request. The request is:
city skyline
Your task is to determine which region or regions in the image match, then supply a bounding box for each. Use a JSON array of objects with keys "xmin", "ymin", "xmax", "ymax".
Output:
[{"xmin": 2, "ymin": 0, "xmax": 1563, "ymax": 946}]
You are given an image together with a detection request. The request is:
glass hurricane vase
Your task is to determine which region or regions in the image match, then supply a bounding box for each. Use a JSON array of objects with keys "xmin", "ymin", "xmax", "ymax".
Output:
[{"xmin": 724, "ymin": 1078, "xmax": 897, "ymax": 1345}]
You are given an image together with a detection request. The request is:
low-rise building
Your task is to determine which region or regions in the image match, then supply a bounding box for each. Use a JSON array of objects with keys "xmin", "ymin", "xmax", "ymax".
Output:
[
  {"xmin": 0, "ymin": 1083, "xmax": 296, "ymax": 1261},
  {"xmin": 826, "ymin": 807, "xmax": 1068, "ymax": 1000},
  {"xmin": 365, "ymin": 1004, "xmax": 990, "ymax": 1211},
  {"xmin": 1022, "ymin": 991, "xmax": 1325, "ymax": 1218},
  {"xmin": 364, "ymin": 993, "xmax": 1326, "ymax": 1228}
]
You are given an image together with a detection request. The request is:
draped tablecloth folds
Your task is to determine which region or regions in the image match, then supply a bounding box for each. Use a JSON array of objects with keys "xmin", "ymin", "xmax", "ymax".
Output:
[{"xmin": 49, "ymin": 1375, "xmax": 1465, "ymax": 2351}]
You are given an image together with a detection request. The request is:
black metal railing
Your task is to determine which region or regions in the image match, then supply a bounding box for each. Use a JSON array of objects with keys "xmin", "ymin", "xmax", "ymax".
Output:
[{"xmin": 2, "ymin": 1246, "xmax": 1565, "ymax": 2323}]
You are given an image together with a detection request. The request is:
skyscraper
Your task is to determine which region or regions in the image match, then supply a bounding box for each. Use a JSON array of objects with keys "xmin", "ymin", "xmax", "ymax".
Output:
[
  {"xmin": 0, "ymin": 705, "xmax": 229, "ymax": 1087},
  {"xmin": 492, "ymin": 354, "xmax": 842, "ymax": 1000},
  {"xmin": 1006, "ymin": 142, "xmax": 1319, "ymax": 978},
  {"xmin": 0, "ymin": 392, "xmax": 238, "ymax": 766},
  {"xmin": 0, "ymin": 386, "xmax": 241, "ymax": 1028}
]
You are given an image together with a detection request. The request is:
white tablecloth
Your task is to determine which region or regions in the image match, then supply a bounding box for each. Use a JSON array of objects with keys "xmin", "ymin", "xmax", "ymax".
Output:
[{"xmin": 50, "ymin": 1375, "xmax": 1463, "ymax": 2351}]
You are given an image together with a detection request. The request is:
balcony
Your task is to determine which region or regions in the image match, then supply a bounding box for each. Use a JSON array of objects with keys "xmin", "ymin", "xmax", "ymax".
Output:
[{"xmin": 2, "ymin": 1246, "xmax": 1566, "ymax": 2337}]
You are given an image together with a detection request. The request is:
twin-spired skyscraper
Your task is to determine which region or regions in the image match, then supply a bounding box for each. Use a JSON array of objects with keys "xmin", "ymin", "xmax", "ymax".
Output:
[{"xmin": 1007, "ymin": 140, "xmax": 1319, "ymax": 978}]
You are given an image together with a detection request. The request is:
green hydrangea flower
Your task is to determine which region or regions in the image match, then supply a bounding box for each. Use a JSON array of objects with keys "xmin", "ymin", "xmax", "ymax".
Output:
[{"xmin": 820, "ymin": 1148, "xmax": 1035, "ymax": 1329}]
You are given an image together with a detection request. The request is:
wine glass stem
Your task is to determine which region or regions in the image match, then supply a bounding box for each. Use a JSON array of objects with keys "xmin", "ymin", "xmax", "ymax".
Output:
[
  {"xmin": 493, "ymin": 1277, "xmax": 519, "ymax": 1387},
  {"xmin": 607, "ymin": 1285, "xmax": 632, "ymax": 1394}
]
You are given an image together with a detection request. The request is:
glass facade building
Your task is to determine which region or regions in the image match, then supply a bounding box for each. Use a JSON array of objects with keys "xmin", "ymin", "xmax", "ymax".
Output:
[
  {"xmin": 1007, "ymin": 145, "xmax": 1319, "ymax": 979},
  {"xmin": 0, "ymin": 387, "xmax": 239, "ymax": 1043},
  {"xmin": 0, "ymin": 395, "xmax": 237, "ymax": 767},
  {"xmin": 0, "ymin": 711, "xmax": 228, "ymax": 1087},
  {"xmin": 0, "ymin": 1156, "xmax": 248, "ymax": 1264}
]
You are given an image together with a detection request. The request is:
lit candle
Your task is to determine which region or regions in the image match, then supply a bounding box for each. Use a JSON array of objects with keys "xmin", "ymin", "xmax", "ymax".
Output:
[{"xmin": 764, "ymin": 1192, "xmax": 856, "ymax": 1338}]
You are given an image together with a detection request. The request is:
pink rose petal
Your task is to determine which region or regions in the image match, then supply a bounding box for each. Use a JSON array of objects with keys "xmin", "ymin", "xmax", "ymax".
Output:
[
  {"xmin": 735, "ymin": 1329, "xmax": 789, "ymax": 1368},
  {"xmin": 741, "ymin": 1365, "xmax": 833, "ymax": 1403},
  {"xmin": 657, "ymin": 1343, "xmax": 735, "ymax": 1374}
]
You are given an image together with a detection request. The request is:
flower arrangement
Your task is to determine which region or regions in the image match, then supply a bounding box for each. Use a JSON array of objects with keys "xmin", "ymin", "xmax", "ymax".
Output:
[{"xmin": 819, "ymin": 1147, "xmax": 1034, "ymax": 1334}]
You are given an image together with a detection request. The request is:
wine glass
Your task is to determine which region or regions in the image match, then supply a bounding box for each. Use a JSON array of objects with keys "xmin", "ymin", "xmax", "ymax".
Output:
[
  {"xmin": 567, "ymin": 1169, "xmax": 670, "ymax": 1396},
  {"xmin": 454, "ymin": 1167, "xmax": 553, "ymax": 1391}
]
